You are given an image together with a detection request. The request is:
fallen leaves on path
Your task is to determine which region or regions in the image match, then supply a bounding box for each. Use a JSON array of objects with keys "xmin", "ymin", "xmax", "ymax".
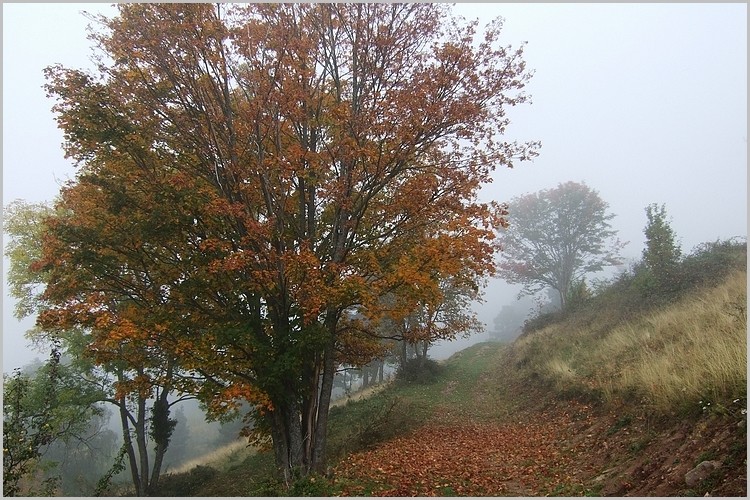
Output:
[{"xmin": 333, "ymin": 413, "xmax": 590, "ymax": 496}]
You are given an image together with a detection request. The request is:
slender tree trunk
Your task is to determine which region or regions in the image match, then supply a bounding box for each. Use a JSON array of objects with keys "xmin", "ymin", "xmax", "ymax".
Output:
[
  {"xmin": 117, "ymin": 396, "xmax": 142, "ymax": 496},
  {"xmin": 311, "ymin": 336, "xmax": 336, "ymax": 474},
  {"xmin": 135, "ymin": 394, "xmax": 150, "ymax": 495}
]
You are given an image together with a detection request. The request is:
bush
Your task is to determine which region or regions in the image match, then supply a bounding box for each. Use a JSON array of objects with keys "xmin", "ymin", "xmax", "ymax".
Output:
[
  {"xmin": 679, "ymin": 238, "xmax": 746, "ymax": 289},
  {"xmin": 152, "ymin": 465, "xmax": 218, "ymax": 496},
  {"xmin": 252, "ymin": 473, "xmax": 338, "ymax": 497},
  {"xmin": 396, "ymin": 358, "xmax": 443, "ymax": 385}
]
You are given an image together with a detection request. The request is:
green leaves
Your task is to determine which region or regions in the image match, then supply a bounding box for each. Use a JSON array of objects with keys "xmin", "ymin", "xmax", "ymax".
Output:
[
  {"xmin": 2, "ymin": 347, "xmax": 103, "ymax": 496},
  {"xmin": 642, "ymin": 203, "xmax": 682, "ymax": 294}
]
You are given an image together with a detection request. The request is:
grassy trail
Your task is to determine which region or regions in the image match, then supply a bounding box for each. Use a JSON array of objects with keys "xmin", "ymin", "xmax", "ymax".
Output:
[{"xmin": 331, "ymin": 342, "xmax": 602, "ymax": 496}]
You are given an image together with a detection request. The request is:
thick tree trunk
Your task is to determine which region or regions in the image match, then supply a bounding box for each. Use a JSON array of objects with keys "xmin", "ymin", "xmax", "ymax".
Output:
[
  {"xmin": 288, "ymin": 399, "xmax": 306, "ymax": 477},
  {"xmin": 269, "ymin": 409, "xmax": 292, "ymax": 483},
  {"xmin": 269, "ymin": 388, "xmax": 333, "ymax": 482},
  {"xmin": 302, "ymin": 356, "xmax": 321, "ymax": 470}
]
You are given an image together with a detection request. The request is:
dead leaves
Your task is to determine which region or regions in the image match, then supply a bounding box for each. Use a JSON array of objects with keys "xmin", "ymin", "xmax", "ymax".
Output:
[{"xmin": 334, "ymin": 419, "xmax": 582, "ymax": 496}]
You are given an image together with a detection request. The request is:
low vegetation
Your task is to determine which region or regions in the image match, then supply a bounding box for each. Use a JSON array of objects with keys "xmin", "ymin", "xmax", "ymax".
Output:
[{"xmin": 514, "ymin": 239, "xmax": 746, "ymax": 416}]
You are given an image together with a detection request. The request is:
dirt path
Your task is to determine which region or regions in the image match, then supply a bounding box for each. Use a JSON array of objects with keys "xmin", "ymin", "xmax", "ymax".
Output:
[
  {"xmin": 332, "ymin": 419, "xmax": 586, "ymax": 496},
  {"xmin": 332, "ymin": 345, "xmax": 600, "ymax": 496},
  {"xmin": 332, "ymin": 344, "xmax": 747, "ymax": 496}
]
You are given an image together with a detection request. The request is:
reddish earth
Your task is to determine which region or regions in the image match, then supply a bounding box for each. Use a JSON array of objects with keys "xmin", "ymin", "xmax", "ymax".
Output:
[{"xmin": 333, "ymin": 348, "xmax": 747, "ymax": 496}]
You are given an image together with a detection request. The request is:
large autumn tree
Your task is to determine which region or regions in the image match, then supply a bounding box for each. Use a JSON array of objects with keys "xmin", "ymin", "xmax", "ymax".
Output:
[
  {"xmin": 37, "ymin": 3, "xmax": 536, "ymax": 481},
  {"xmin": 497, "ymin": 181, "xmax": 625, "ymax": 309}
]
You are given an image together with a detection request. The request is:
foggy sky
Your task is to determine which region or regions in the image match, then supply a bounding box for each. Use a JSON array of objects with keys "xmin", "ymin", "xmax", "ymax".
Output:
[{"xmin": 3, "ymin": 3, "xmax": 747, "ymax": 368}]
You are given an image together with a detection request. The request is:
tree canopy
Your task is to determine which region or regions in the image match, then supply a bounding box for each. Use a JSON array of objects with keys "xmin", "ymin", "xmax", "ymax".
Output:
[
  {"xmin": 34, "ymin": 3, "xmax": 536, "ymax": 481},
  {"xmin": 497, "ymin": 181, "xmax": 624, "ymax": 309}
]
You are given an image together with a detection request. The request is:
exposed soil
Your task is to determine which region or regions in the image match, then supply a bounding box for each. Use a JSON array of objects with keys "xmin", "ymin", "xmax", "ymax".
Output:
[{"xmin": 333, "ymin": 345, "xmax": 747, "ymax": 496}]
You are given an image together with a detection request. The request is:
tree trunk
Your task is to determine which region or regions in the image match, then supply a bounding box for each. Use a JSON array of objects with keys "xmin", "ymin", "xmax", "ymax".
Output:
[
  {"xmin": 117, "ymin": 396, "xmax": 142, "ymax": 496},
  {"xmin": 286, "ymin": 398, "xmax": 305, "ymax": 476},
  {"xmin": 268, "ymin": 409, "xmax": 291, "ymax": 484},
  {"xmin": 147, "ymin": 385, "xmax": 173, "ymax": 494},
  {"xmin": 266, "ymin": 341, "xmax": 335, "ymax": 482},
  {"xmin": 302, "ymin": 354, "xmax": 321, "ymax": 471},
  {"xmin": 135, "ymin": 394, "xmax": 150, "ymax": 495},
  {"xmin": 311, "ymin": 333, "xmax": 336, "ymax": 474}
]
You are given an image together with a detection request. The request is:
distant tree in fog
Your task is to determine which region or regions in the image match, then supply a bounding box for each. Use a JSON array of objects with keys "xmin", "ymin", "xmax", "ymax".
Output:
[
  {"xmin": 497, "ymin": 181, "xmax": 625, "ymax": 310},
  {"xmin": 490, "ymin": 304, "xmax": 527, "ymax": 341}
]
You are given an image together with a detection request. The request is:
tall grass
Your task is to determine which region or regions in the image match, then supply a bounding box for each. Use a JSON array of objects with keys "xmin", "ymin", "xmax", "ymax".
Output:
[
  {"xmin": 616, "ymin": 270, "xmax": 747, "ymax": 413},
  {"xmin": 511, "ymin": 269, "xmax": 747, "ymax": 416}
]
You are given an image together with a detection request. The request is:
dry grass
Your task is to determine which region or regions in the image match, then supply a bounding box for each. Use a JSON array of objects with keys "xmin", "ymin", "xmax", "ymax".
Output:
[
  {"xmin": 512, "ymin": 270, "xmax": 747, "ymax": 415},
  {"xmin": 168, "ymin": 439, "xmax": 253, "ymax": 475}
]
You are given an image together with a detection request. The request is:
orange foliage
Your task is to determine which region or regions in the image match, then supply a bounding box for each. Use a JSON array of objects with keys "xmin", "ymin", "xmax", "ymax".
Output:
[{"xmin": 37, "ymin": 3, "xmax": 536, "ymax": 474}]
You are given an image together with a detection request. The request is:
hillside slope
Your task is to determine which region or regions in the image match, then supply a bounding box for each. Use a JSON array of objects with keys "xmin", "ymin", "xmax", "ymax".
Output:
[
  {"xmin": 330, "ymin": 266, "xmax": 746, "ymax": 496},
  {"xmin": 158, "ymin": 267, "xmax": 746, "ymax": 496}
]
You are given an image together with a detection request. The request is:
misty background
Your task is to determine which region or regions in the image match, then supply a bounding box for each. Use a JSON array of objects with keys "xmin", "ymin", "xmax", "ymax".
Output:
[{"xmin": 3, "ymin": 3, "xmax": 747, "ymax": 368}]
